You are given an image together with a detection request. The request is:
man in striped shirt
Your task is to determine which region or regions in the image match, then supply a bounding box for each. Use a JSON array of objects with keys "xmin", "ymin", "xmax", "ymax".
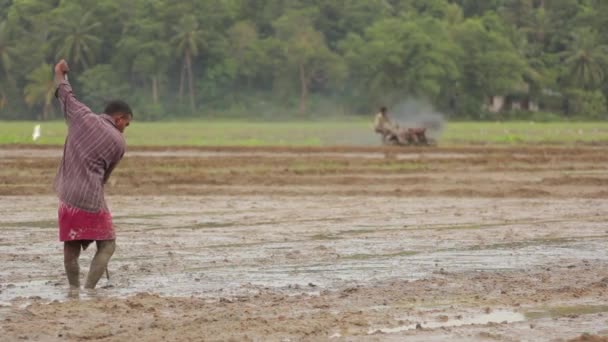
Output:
[{"xmin": 54, "ymin": 59, "xmax": 132, "ymax": 290}]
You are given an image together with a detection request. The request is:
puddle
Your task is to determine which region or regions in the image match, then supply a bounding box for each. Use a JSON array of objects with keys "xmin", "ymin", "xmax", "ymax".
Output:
[
  {"xmin": 340, "ymin": 251, "xmax": 418, "ymax": 261},
  {"xmin": 1, "ymin": 196, "xmax": 608, "ymax": 306},
  {"xmin": 368, "ymin": 310, "xmax": 526, "ymax": 334},
  {"xmin": 466, "ymin": 235, "xmax": 608, "ymax": 251},
  {"xmin": 141, "ymin": 221, "xmax": 239, "ymax": 231},
  {"xmin": 0, "ymin": 280, "xmax": 67, "ymax": 306},
  {"xmin": 526, "ymin": 305, "xmax": 608, "ymax": 320},
  {"xmin": 309, "ymin": 234, "xmax": 341, "ymax": 241},
  {"xmin": 0, "ymin": 219, "xmax": 56, "ymax": 228},
  {"xmin": 113, "ymin": 213, "xmax": 184, "ymax": 220}
]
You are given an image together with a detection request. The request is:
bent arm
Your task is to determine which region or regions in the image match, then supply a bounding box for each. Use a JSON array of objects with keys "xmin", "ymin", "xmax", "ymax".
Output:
[
  {"xmin": 55, "ymin": 80, "xmax": 94, "ymax": 125},
  {"xmin": 103, "ymin": 147, "xmax": 124, "ymax": 184},
  {"xmin": 103, "ymin": 161, "xmax": 118, "ymax": 184}
]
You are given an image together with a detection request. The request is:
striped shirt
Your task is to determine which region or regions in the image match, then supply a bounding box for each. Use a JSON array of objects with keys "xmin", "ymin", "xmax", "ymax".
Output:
[{"xmin": 54, "ymin": 80, "xmax": 126, "ymax": 212}]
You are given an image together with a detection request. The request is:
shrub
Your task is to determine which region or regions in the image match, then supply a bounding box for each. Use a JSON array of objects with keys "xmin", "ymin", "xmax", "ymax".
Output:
[{"xmin": 565, "ymin": 89, "xmax": 607, "ymax": 119}]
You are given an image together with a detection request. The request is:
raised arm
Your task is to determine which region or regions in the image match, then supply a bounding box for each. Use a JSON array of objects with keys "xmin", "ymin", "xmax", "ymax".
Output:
[{"xmin": 54, "ymin": 60, "xmax": 94, "ymax": 124}]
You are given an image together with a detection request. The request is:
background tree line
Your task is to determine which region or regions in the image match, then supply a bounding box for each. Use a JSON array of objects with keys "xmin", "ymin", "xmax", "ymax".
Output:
[{"xmin": 0, "ymin": 0, "xmax": 607, "ymax": 120}]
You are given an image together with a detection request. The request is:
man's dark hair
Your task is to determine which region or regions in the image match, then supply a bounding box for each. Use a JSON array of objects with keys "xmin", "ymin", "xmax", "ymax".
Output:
[
  {"xmin": 380, "ymin": 106, "xmax": 387, "ymax": 113},
  {"xmin": 104, "ymin": 100, "xmax": 133, "ymax": 118}
]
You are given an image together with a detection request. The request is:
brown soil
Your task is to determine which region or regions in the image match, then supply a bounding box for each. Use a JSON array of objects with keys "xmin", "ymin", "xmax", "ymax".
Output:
[
  {"xmin": 1, "ymin": 146, "xmax": 607, "ymax": 341},
  {"xmin": 2, "ymin": 145, "xmax": 608, "ymax": 198}
]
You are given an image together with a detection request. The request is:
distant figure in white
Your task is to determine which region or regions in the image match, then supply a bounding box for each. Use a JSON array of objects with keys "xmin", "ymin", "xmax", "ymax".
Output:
[
  {"xmin": 32, "ymin": 124, "xmax": 41, "ymax": 142},
  {"xmin": 373, "ymin": 106, "xmax": 398, "ymax": 144}
]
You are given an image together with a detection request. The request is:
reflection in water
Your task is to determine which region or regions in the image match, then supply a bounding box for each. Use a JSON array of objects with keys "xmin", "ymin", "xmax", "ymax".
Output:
[
  {"xmin": 526, "ymin": 305, "xmax": 608, "ymax": 320},
  {"xmin": 368, "ymin": 311, "xmax": 526, "ymax": 334}
]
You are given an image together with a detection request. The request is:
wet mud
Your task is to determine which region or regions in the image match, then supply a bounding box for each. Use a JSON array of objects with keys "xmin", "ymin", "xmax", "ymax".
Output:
[{"xmin": 1, "ymin": 146, "xmax": 607, "ymax": 341}]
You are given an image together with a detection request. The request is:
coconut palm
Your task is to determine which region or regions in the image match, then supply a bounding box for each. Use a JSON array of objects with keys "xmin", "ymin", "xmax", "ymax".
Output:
[
  {"xmin": 561, "ymin": 28, "xmax": 608, "ymax": 90},
  {"xmin": 0, "ymin": 21, "xmax": 17, "ymax": 111},
  {"xmin": 50, "ymin": 11, "xmax": 101, "ymax": 69},
  {"xmin": 24, "ymin": 64, "xmax": 55, "ymax": 120},
  {"xmin": 0, "ymin": 81, "xmax": 7, "ymax": 110},
  {"xmin": 501, "ymin": 0, "xmax": 535, "ymax": 29},
  {"xmin": 132, "ymin": 41, "xmax": 170, "ymax": 104},
  {"xmin": 171, "ymin": 15, "xmax": 205, "ymax": 112},
  {"xmin": 522, "ymin": 8, "xmax": 551, "ymax": 46},
  {"xmin": 0, "ymin": 21, "xmax": 14, "ymax": 79},
  {"xmin": 118, "ymin": 25, "xmax": 170, "ymax": 106}
]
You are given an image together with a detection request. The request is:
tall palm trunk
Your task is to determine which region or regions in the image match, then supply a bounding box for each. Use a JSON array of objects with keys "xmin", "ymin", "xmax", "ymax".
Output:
[
  {"xmin": 299, "ymin": 62, "xmax": 308, "ymax": 114},
  {"xmin": 179, "ymin": 55, "xmax": 186, "ymax": 100},
  {"xmin": 152, "ymin": 76, "xmax": 159, "ymax": 104},
  {"xmin": 0, "ymin": 92, "xmax": 6, "ymax": 110},
  {"xmin": 186, "ymin": 52, "xmax": 195, "ymax": 112},
  {"xmin": 42, "ymin": 103, "xmax": 50, "ymax": 121}
]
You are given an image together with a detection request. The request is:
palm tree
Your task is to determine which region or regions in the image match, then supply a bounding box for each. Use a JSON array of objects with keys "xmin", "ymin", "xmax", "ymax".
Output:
[
  {"xmin": 561, "ymin": 28, "xmax": 608, "ymax": 90},
  {"xmin": 50, "ymin": 11, "xmax": 101, "ymax": 69},
  {"xmin": 0, "ymin": 21, "xmax": 14, "ymax": 111},
  {"xmin": 24, "ymin": 64, "xmax": 55, "ymax": 120},
  {"xmin": 0, "ymin": 81, "xmax": 7, "ymax": 110},
  {"xmin": 0, "ymin": 21, "xmax": 14, "ymax": 80},
  {"xmin": 501, "ymin": 0, "xmax": 535, "ymax": 29},
  {"xmin": 522, "ymin": 8, "xmax": 551, "ymax": 47},
  {"xmin": 133, "ymin": 41, "xmax": 170, "ymax": 104},
  {"xmin": 171, "ymin": 15, "xmax": 204, "ymax": 113}
]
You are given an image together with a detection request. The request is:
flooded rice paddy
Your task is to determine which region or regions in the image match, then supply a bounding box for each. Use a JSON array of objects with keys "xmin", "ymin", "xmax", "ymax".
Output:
[{"xmin": 1, "ymin": 146, "xmax": 608, "ymax": 341}]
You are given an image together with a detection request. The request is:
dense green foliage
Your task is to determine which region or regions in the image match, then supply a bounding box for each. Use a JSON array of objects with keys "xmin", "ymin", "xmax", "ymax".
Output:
[{"xmin": 0, "ymin": 0, "xmax": 607, "ymax": 120}]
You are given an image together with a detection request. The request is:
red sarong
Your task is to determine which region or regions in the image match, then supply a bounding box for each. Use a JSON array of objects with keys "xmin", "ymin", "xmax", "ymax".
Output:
[{"xmin": 58, "ymin": 201, "xmax": 115, "ymax": 241}]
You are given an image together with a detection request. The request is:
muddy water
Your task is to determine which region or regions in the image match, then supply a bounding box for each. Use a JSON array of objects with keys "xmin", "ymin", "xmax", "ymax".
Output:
[
  {"xmin": 1, "ymin": 195, "xmax": 607, "ymax": 306},
  {"xmin": 3, "ymin": 144, "xmax": 608, "ymax": 340},
  {"xmin": 368, "ymin": 310, "xmax": 526, "ymax": 333},
  {"xmin": 1, "ymin": 195, "xmax": 608, "ymax": 340}
]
